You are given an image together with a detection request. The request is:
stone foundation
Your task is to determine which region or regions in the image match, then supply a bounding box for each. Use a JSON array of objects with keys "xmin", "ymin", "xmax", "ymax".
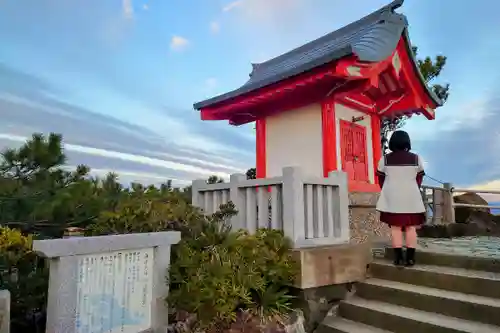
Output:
[
  {"xmin": 289, "ymin": 243, "xmax": 372, "ymax": 332},
  {"xmin": 349, "ymin": 192, "xmax": 390, "ymax": 244}
]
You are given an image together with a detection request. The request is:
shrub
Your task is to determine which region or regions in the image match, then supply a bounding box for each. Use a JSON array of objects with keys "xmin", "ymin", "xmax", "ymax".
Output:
[
  {"xmin": 0, "ymin": 227, "xmax": 48, "ymax": 332},
  {"xmin": 87, "ymin": 196, "xmax": 299, "ymax": 329},
  {"xmin": 87, "ymin": 190, "xmax": 203, "ymax": 235},
  {"xmin": 168, "ymin": 213, "xmax": 299, "ymax": 329}
]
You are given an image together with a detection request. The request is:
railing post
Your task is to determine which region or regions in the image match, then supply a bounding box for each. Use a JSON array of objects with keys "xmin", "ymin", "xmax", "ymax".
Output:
[
  {"xmin": 328, "ymin": 170, "xmax": 350, "ymax": 242},
  {"xmin": 443, "ymin": 182, "xmax": 455, "ymax": 223},
  {"xmin": 191, "ymin": 179, "xmax": 205, "ymax": 208},
  {"xmin": 229, "ymin": 173, "xmax": 246, "ymax": 231},
  {"xmin": 282, "ymin": 167, "xmax": 305, "ymax": 246}
]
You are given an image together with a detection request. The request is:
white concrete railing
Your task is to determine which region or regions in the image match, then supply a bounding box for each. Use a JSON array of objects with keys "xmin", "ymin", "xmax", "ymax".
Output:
[{"xmin": 192, "ymin": 166, "xmax": 349, "ymax": 248}]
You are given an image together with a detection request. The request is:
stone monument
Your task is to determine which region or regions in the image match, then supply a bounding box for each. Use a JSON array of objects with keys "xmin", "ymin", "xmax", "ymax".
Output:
[{"xmin": 33, "ymin": 231, "xmax": 180, "ymax": 333}]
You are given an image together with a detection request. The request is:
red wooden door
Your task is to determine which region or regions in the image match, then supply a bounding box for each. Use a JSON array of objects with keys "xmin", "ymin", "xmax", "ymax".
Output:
[{"xmin": 340, "ymin": 120, "xmax": 369, "ymax": 182}]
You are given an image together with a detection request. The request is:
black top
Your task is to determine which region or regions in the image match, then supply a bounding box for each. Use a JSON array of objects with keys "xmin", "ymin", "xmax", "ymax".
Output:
[{"xmin": 193, "ymin": 0, "xmax": 441, "ymax": 110}]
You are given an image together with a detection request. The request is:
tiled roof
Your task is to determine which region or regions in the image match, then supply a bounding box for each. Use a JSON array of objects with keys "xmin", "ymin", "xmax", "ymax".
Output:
[{"xmin": 194, "ymin": 0, "xmax": 440, "ymax": 109}]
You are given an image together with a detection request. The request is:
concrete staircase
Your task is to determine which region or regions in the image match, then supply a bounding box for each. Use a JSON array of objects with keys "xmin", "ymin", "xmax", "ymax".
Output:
[{"xmin": 317, "ymin": 250, "xmax": 500, "ymax": 332}]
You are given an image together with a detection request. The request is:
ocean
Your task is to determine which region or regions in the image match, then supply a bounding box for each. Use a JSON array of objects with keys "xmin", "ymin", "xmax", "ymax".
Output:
[{"xmin": 489, "ymin": 202, "xmax": 500, "ymax": 215}]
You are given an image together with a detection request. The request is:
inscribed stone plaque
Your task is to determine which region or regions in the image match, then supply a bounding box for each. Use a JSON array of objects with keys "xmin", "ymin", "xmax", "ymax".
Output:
[{"xmin": 75, "ymin": 248, "xmax": 154, "ymax": 333}]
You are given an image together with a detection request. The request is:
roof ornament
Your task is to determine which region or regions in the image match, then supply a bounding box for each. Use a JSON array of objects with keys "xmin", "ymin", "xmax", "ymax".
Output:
[
  {"xmin": 249, "ymin": 63, "xmax": 261, "ymax": 78},
  {"xmin": 387, "ymin": 0, "xmax": 404, "ymax": 12}
]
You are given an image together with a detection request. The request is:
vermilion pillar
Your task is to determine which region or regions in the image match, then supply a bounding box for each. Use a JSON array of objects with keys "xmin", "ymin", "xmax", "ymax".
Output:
[
  {"xmin": 256, "ymin": 118, "xmax": 266, "ymax": 178},
  {"xmin": 321, "ymin": 98, "xmax": 337, "ymax": 177},
  {"xmin": 370, "ymin": 114, "xmax": 382, "ymax": 185}
]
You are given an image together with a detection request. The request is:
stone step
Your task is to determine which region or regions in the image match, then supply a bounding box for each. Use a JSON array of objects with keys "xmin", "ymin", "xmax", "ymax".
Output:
[
  {"xmin": 339, "ymin": 297, "xmax": 499, "ymax": 333},
  {"xmin": 384, "ymin": 248, "xmax": 500, "ymax": 273},
  {"xmin": 357, "ymin": 278, "xmax": 500, "ymax": 326},
  {"xmin": 317, "ymin": 317, "xmax": 394, "ymax": 333},
  {"xmin": 369, "ymin": 259, "xmax": 500, "ymax": 298}
]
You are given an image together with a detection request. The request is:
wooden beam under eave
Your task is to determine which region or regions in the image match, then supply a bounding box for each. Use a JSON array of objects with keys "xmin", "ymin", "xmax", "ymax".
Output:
[
  {"xmin": 335, "ymin": 92, "xmax": 376, "ymax": 114},
  {"xmin": 395, "ymin": 36, "xmax": 440, "ymax": 111}
]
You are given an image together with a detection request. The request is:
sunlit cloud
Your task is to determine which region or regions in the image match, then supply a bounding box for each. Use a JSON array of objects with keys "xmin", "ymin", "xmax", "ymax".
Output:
[
  {"xmin": 65, "ymin": 165, "xmax": 192, "ymax": 186},
  {"xmin": 170, "ymin": 35, "xmax": 190, "ymax": 51},
  {"xmin": 0, "ymin": 133, "xmax": 235, "ymax": 179},
  {"xmin": 122, "ymin": 0, "xmax": 134, "ymax": 19},
  {"xmin": 223, "ymin": 0, "xmax": 243, "ymax": 12},
  {"xmin": 210, "ymin": 21, "xmax": 221, "ymax": 34},
  {"xmin": 205, "ymin": 77, "xmax": 218, "ymax": 90}
]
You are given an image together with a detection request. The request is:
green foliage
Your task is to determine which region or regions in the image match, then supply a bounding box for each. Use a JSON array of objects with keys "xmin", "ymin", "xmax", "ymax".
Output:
[
  {"xmin": 0, "ymin": 227, "xmax": 47, "ymax": 331},
  {"xmin": 207, "ymin": 175, "xmax": 224, "ymax": 184},
  {"xmin": 0, "ymin": 133, "xmax": 298, "ymax": 332},
  {"xmin": 87, "ymin": 189, "xmax": 202, "ymax": 236},
  {"xmin": 381, "ymin": 46, "xmax": 450, "ymax": 154},
  {"xmin": 168, "ymin": 218, "xmax": 299, "ymax": 328},
  {"xmin": 246, "ymin": 167, "xmax": 256, "ymax": 180}
]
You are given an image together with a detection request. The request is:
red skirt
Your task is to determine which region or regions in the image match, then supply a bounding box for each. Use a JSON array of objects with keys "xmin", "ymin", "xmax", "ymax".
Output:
[{"xmin": 379, "ymin": 211, "xmax": 425, "ymax": 227}]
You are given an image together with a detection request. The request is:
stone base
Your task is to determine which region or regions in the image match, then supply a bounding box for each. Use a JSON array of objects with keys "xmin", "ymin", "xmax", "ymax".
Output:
[
  {"xmin": 349, "ymin": 192, "xmax": 390, "ymax": 244},
  {"xmin": 290, "ymin": 283, "xmax": 354, "ymax": 333},
  {"xmin": 290, "ymin": 242, "xmax": 372, "ymax": 290},
  {"xmin": 289, "ymin": 242, "xmax": 372, "ymax": 332}
]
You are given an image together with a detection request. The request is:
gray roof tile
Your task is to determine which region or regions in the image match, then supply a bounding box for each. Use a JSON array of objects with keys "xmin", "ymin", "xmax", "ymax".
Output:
[{"xmin": 194, "ymin": 0, "xmax": 440, "ymax": 109}]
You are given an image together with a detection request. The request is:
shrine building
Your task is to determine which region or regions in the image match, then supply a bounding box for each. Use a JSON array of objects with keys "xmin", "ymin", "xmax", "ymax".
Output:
[{"xmin": 193, "ymin": 0, "xmax": 441, "ymax": 192}]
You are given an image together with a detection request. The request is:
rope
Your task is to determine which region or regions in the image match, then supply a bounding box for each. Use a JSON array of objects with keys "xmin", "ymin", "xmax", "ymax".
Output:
[{"xmin": 424, "ymin": 174, "xmax": 446, "ymax": 185}]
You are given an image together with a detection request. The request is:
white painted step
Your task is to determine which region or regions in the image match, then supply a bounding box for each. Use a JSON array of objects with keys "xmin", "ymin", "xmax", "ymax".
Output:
[
  {"xmin": 343, "ymin": 297, "xmax": 500, "ymax": 333},
  {"xmin": 322, "ymin": 317, "xmax": 394, "ymax": 332},
  {"xmin": 363, "ymin": 278, "xmax": 500, "ymax": 308}
]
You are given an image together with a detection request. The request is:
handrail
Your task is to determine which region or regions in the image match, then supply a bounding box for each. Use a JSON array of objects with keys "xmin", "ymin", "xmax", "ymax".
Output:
[{"xmin": 421, "ymin": 184, "xmax": 500, "ymax": 224}]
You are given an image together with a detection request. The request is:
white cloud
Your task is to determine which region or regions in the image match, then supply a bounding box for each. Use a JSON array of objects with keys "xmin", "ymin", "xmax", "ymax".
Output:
[
  {"xmin": 0, "ymin": 133, "xmax": 234, "ymax": 179},
  {"xmin": 205, "ymin": 77, "xmax": 218, "ymax": 90},
  {"xmin": 406, "ymin": 96, "xmax": 493, "ymax": 141},
  {"xmin": 210, "ymin": 21, "xmax": 221, "ymax": 34},
  {"xmin": 69, "ymin": 166, "xmax": 191, "ymax": 186},
  {"xmin": 122, "ymin": 0, "xmax": 134, "ymax": 19},
  {"xmin": 223, "ymin": 0, "xmax": 244, "ymax": 12},
  {"xmin": 222, "ymin": 0, "xmax": 303, "ymax": 21},
  {"xmin": 170, "ymin": 36, "xmax": 190, "ymax": 51},
  {"xmin": 145, "ymin": 150, "xmax": 243, "ymax": 173}
]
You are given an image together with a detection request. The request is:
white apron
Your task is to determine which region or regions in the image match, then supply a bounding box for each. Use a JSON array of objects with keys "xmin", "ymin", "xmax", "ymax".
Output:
[{"xmin": 376, "ymin": 154, "xmax": 426, "ymax": 213}]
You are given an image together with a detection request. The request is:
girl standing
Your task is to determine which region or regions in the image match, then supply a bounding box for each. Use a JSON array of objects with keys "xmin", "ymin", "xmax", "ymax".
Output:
[{"xmin": 376, "ymin": 130, "xmax": 426, "ymax": 267}]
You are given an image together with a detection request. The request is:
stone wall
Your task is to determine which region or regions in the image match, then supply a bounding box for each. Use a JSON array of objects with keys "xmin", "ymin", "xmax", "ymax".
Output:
[{"xmin": 349, "ymin": 192, "xmax": 390, "ymax": 244}]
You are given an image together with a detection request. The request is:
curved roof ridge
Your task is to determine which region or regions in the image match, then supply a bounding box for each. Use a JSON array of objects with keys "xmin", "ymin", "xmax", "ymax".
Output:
[
  {"xmin": 252, "ymin": 0, "xmax": 404, "ymax": 71},
  {"xmin": 194, "ymin": 0, "xmax": 415, "ymax": 110}
]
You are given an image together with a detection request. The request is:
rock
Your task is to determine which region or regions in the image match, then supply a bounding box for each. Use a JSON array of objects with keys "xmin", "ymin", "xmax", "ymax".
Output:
[
  {"xmin": 284, "ymin": 311, "xmax": 306, "ymax": 333},
  {"xmin": 417, "ymin": 192, "xmax": 500, "ymax": 238},
  {"xmin": 418, "ymin": 217, "xmax": 500, "ymax": 238},
  {"xmin": 454, "ymin": 192, "xmax": 490, "ymax": 223}
]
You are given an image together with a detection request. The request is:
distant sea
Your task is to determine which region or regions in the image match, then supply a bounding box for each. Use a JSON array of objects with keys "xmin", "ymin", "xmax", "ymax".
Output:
[{"xmin": 488, "ymin": 202, "xmax": 500, "ymax": 215}]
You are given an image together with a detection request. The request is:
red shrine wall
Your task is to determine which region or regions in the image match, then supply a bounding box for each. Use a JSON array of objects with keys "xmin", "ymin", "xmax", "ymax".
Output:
[
  {"xmin": 265, "ymin": 103, "xmax": 323, "ymax": 177},
  {"xmin": 333, "ymin": 103, "xmax": 376, "ymax": 185},
  {"xmin": 258, "ymin": 99, "xmax": 381, "ymax": 193}
]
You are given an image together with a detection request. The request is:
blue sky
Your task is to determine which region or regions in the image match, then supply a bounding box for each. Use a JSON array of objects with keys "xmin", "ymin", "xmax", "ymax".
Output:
[{"xmin": 0, "ymin": 0, "xmax": 499, "ymax": 193}]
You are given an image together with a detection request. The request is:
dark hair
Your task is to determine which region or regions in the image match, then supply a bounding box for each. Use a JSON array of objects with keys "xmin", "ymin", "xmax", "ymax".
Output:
[{"xmin": 389, "ymin": 130, "xmax": 411, "ymax": 152}]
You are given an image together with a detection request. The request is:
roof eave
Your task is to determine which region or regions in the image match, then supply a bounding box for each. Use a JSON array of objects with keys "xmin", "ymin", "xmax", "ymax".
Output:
[
  {"xmin": 193, "ymin": 45, "xmax": 354, "ymax": 110},
  {"xmin": 402, "ymin": 29, "xmax": 443, "ymax": 107}
]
